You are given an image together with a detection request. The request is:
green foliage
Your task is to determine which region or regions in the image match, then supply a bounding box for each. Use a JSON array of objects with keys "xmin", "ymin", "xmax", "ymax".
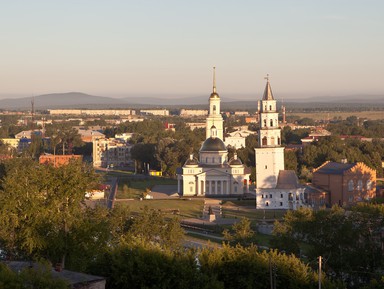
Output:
[
  {"xmin": 0, "ymin": 158, "xmax": 102, "ymax": 269},
  {"xmin": 223, "ymin": 217, "xmax": 256, "ymax": 247},
  {"xmin": 271, "ymin": 206, "xmax": 384, "ymax": 287},
  {"xmin": 0, "ymin": 262, "xmax": 68, "ymax": 289},
  {"xmin": 126, "ymin": 207, "xmax": 184, "ymax": 250},
  {"xmin": 300, "ymin": 136, "xmax": 384, "ymax": 177}
]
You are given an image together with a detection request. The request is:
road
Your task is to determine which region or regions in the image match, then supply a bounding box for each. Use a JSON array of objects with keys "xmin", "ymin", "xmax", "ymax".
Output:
[{"xmin": 107, "ymin": 177, "xmax": 118, "ymax": 209}]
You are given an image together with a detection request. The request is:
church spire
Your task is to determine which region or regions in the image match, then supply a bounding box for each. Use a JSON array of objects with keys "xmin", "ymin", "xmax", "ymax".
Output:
[
  {"xmin": 213, "ymin": 66, "xmax": 216, "ymax": 93},
  {"xmin": 210, "ymin": 66, "xmax": 220, "ymax": 99},
  {"xmin": 262, "ymin": 74, "xmax": 274, "ymax": 100}
]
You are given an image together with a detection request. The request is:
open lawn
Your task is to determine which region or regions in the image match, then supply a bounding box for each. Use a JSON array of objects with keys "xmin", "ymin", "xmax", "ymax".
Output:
[
  {"xmin": 115, "ymin": 199, "xmax": 204, "ymax": 219},
  {"xmin": 117, "ymin": 177, "xmax": 177, "ymax": 199},
  {"xmin": 221, "ymin": 200, "xmax": 286, "ymax": 221}
]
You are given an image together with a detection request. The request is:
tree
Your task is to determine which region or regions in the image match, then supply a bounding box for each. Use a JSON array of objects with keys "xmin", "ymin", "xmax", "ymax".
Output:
[
  {"xmin": 0, "ymin": 158, "xmax": 102, "ymax": 269},
  {"xmin": 223, "ymin": 217, "xmax": 256, "ymax": 247},
  {"xmin": 270, "ymin": 206, "xmax": 384, "ymax": 287},
  {"xmin": 0, "ymin": 262, "xmax": 68, "ymax": 289}
]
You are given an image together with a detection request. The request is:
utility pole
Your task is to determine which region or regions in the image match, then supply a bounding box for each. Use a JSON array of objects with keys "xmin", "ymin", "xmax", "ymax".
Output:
[
  {"xmin": 269, "ymin": 255, "xmax": 273, "ymax": 289},
  {"xmin": 318, "ymin": 256, "xmax": 322, "ymax": 289}
]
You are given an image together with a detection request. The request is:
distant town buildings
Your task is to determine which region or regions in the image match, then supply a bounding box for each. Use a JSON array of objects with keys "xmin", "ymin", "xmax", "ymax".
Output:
[
  {"xmin": 92, "ymin": 138, "xmax": 133, "ymax": 168},
  {"xmin": 77, "ymin": 129, "xmax": 105, "ymax": 143},
  {"xmin": 140, "ymin": 109, "xmax": 169, "ymax": 116},
  {"xmin": 39, "ymin": 154, "xmax": 83, "ymax": 167},
  {"xmin": 180, "ymin": 109, "xmax": 208, "ymax": 117},
  {"xmin": 48, "ymin": 109, "xmax": 135, "ymax": 116}
]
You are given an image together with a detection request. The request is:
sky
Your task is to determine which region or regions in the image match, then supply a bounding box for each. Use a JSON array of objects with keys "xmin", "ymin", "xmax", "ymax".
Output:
[{"xmin": 0, "ymin": 0, "xmax": 383, "ymax": 99}]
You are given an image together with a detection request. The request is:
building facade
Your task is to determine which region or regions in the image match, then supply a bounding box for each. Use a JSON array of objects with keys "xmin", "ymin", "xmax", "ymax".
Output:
[
  {"xmin": 92, "ymin": 138, "xmax": 133, "ymax": 168},
  {"xmin": 255, "ymin": 76, "xmax": 306, "ymax": 209},
  {"xmin": 312, "ymin": 161, "xmax": 376, "ymax": 206}
]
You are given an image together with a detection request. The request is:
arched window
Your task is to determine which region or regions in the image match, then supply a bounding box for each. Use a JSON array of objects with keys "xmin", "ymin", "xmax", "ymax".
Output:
[
  {"xmin": 348, "ymin": 180, "xmax": 354, "ymax": 191},
  {"xmin": 270, "ymin": 119, "xmax": 273, "ymax": 127},
  {"xmin": 357, "ymin": 180, "xmax": 363, "ymax": 191},
  {"xmin": 262, "ymin": 137, "xmax": 267, "ymax": 146},
  {"xmin": 266, "ymin": 201, "xmax": 269, "ymax": 207},
  {"xmin": 264, "ymin": 105, "xmax": 267, "ymax": 111},
  {"xmin": 269, "ymin": 105, "xmax": 272, "ymax": 110},
  {"xmin": 366, "ymin": 180, "xmax": 372, "ymax": 190},
  {"xmin": 264, "ymin": 119, "xmax": 267, "ymax": 127}
]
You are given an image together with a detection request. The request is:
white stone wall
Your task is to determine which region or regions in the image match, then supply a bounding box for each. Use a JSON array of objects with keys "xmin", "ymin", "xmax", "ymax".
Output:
[
  {"xmin": 255, "ymin": 147, "xmax": 284, "ymax": 188},
  {"xmin": 256, "ymin": 188, "xmax": 306, "ymax": 210}
]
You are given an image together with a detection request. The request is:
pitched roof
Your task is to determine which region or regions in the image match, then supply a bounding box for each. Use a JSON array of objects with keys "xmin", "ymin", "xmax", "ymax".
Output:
[
  {"xmin": 314, "ymin": 162, "xmax": 356, "ymax": 175},
  {"xmin": 276, "ymin": 170, "xmax": 301, "ymax": 189}
]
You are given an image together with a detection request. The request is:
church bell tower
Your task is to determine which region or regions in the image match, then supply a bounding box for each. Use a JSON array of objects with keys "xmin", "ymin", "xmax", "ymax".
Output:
[
  {"xmin": 255, "ymin": 75, "xmax": 285, "ymax": 188},
  {"xmin": 206, "ymin": 67, "xmax": 224, "ymax": 140}
]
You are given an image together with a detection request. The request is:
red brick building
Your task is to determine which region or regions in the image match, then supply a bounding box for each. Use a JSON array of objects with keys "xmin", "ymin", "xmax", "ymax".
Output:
[
  {"xmin": 39, "ymin": 154, "xmax": 83, "ymax": 167},
  {"xmin": 312, "ymin": 161, "xmax": 376, "ymax": 206}
]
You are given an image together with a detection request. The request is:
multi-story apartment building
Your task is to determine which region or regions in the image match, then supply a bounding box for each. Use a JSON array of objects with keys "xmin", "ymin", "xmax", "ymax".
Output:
[{"xmin": 92, "ymin": 138, "xmax": 133, "ymax": 168}]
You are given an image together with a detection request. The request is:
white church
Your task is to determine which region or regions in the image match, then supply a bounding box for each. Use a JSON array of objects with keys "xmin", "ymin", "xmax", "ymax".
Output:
[
  {"xmin": 255, "ymin": 76, "xmax": 306, "ymax": 209},
  {"xmin": 177, "ymin": 68, "xmax": 251, "ymax": 197}
]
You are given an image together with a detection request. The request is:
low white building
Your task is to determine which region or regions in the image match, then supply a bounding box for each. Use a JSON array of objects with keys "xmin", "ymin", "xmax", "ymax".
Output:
[
  {"xmin": 140, "ymin": 109, "xmax": 169, "ymax": 116},
  {"xmin": 224, "ymin": 129, "xmax": 256, "ymax": 149},
  {"xmin": 180, "ymin": 109, "xmax": 208, "ymax": 117},
  {"xmin": 256, "ymin": 170, "xmax": 306, "ymax": 209}
]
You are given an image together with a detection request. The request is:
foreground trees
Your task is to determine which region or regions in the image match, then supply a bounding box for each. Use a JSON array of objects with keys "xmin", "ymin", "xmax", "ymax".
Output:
[
  {"xmin": 271, "ymin": 205, "xmax": 384, "ymax": 288},
  {"xmin": 89, "ymin": 243, "xmax": 340, "ymax": 289},
  {"xmin": 0, "ymin": 158, "xmax": 103, "ymax": 269}
]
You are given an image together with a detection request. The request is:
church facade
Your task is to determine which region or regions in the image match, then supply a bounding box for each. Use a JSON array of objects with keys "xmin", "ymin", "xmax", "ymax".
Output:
[
  {"xmin": 255, "ymin": 77, "xmax": 306, "ymax": 209},
  {"xmin": 177, "ymin": 68, "xmax": 251, "ymax": 197}
]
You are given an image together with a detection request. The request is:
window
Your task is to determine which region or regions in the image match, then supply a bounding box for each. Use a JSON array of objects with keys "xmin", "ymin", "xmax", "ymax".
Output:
[
  {"xmin": 269, "ymin": 105, "xmax": 272, "ymax": 110},
  {"xmin": 280, "ymin": 202, "xmax": 283, "ymax": 206},
  {"xmin": 234, "ymin": 186, "xmax": 238, "ymax": 193},
  {"xmin": 212, "ymin": 157, "xmax": 215, "ymax": 163},
  {"xmin": 213, "ymin": 105, "xmax": 216, "ymax": 112},
  {"xmin": 264, "ymin": 119, "xmax": 267, "ymax": 127},
  {"xmin": 266, "ymin": 202, "xmax": 269, "ymax": 207},
  {"xmin": 366, "ymin": 180, "xmax": 372, "ymax": 190},
  {"xmin": 190, "ymin": 186, "xmax": 193, "ymax": 192},
  {"xmin": 261, "ymin": 194, "xmax": 264, "ymax": 198},
  {"xmin": 348, "ymin": 180, "xmax": 354, "ymax": 191},
  {"xmin": 270, "ymin": 119, "xmax": 273, "ymax": 127},
  {"xmin": 271, "ymin": 137, "xmax": 275, "ymax": 145},
  {"xmin": 262, "ymin": 137, "xmax": 267, "ymax": 146},
  {"xmin": 269, "ymin": 194, "xmax": 272, "ymax": 198},
  {"xmin": 265, "ymin": 165, "xmax": 268, "ymax": 169},
  {"xmin": 280, "ymin": 193, "xmax": 283, "ymax": 198},
  {"xmin": 357, "ymin": 180, "xmax": 363, "ymax": 191}
]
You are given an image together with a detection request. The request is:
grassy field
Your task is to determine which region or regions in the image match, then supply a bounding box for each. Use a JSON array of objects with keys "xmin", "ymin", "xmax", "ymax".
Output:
[
  {"xmin": 116, "ymin": 177, "xmax": 177, "ymax": 199},
  {"xmin": 115, "ymin": 198, "xmax": 204, "ymax": 219},
  {"xmin": 291, "ymin": 110, "xmax": 384, "ymax": 121},
  {"xmin": 221, "ymin": 200, "xmax": 286, "ymax": 221}
]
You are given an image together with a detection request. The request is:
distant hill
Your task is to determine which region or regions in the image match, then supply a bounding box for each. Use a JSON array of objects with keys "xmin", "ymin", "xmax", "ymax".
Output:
[{"xmin": 0, "ymin": 92, "xmax": 383, "ymax": 110}]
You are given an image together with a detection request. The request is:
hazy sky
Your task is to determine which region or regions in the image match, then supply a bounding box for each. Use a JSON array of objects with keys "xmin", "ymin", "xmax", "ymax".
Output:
[{"xmin": 1, "ymin": 0, "xmax": 383, "ymax": 99}]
